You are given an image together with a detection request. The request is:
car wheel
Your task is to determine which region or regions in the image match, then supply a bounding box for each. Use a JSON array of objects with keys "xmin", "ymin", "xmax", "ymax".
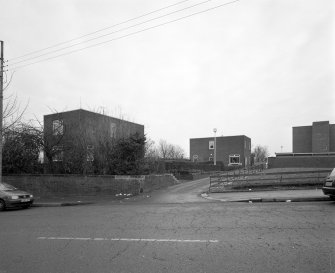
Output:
[
  {"xmin": 23, "ymin": 204, "xmax": 31, "ymax": 209},
  {"xmin": 0, "ymin": 199, "xmax": 6, "ymax": 211},
  {"xmin": 330, "ymin": 196, "xmax": 335, "ymax": 201}
]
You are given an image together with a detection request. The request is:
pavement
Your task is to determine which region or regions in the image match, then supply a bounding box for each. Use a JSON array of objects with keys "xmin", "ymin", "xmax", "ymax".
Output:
[
  {"xmin": 31, "ymin": 188, "xmax": 332, "ymax": 207},
  {"xmin": 32, "ymin": 194, "xmax": 128, "ymax": 207},
  {"xmin": 202, "ymin": 188, "xmax": 331, "ymax": 203}
]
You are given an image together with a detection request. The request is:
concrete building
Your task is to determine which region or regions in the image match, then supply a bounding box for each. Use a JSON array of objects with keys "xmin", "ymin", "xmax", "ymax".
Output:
[
  {"xmin": 44, "ymin": 109, "xmax": 144, "ymax": 162},
  {"xmin": 190, "ymin": 135, "xmax": 251, "ymax": 167}
]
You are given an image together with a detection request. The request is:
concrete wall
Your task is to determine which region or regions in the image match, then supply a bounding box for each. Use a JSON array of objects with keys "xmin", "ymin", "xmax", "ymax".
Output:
[
  {"xmin": 3, "ymin": 174, "xmax": 178, "ymax": 197},
  {"xmin": 268, "ymin": 156, "xmax": 335, "ymax": 169}
]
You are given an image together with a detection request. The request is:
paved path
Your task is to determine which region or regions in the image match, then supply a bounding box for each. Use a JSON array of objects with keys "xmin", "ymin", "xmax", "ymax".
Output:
[{"xmin": 204, "ymin": 188, "xmax": 330, "ymax": 202}]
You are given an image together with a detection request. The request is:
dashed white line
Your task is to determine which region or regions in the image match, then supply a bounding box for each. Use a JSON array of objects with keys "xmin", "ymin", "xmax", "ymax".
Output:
[{"xmin": 37, "ymin": 237, "xmax": 219, "ymax": 243}]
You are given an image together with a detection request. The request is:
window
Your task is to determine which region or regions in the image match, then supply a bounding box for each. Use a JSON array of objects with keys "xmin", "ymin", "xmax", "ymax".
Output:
[
  {"xmin": 209, "ymin": 141, "xmax": 214, "ymax": 150},
  {"xmin": 53, "ymin": 120, "xmax": 64, "ymax": 135},
  {"xmin": 87, "ymin": 145, "xmax": 94, "ymax": 162},
  {"xmin": 229, "ymin": 154, "xmax": 241, "ymax": 165},
  {"xmin": 110, "ymin": 122, "xmax": 116, "ymax": 137},
  {"xmin": 52, "ymin": 146, "xmax": 63, "ymax": 162}
]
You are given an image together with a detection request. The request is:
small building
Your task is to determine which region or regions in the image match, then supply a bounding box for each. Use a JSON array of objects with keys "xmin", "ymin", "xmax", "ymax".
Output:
[
  {"xmin": 190, "ymin": 135, "xmax": 251, "ymax": 167},
  {"xmin": 43, "ymin": 109, "xmax": 144, "ymax": 163}
]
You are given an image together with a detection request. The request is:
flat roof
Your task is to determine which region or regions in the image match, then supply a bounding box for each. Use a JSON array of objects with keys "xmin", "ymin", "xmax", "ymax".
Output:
[{"xmin": 44, "ymin": 108, "xmax": 144, "ymax": 126}]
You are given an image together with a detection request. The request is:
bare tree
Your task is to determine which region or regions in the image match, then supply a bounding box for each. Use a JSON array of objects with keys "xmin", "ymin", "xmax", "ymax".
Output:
[
  {"xmin": 145, "ymin": 138, "xmax": 159, "ymax": 159},
  {"xmin": 2, "ymin": 72, "xmax": 27, "ymax": 128},
  {"xmin": 157, "ymin": 139, "xmax": 185, "ymax": 160},
  {"xmin": 253, "ymin": 145, "xmax": 269, "ymax": 163}
]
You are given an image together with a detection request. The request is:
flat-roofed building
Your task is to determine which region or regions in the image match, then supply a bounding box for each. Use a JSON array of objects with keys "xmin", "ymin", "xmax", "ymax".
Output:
[
  {"xmin": 293, "ymin": 121, "xmax": 335, "ymax": 153},
  {"xmin": 190, "ymin": 135, "xmax": 251, "ymax": 167},
  {"xmin": 44, "ymin": 109, "xmax": 144, "ymax": 164}
]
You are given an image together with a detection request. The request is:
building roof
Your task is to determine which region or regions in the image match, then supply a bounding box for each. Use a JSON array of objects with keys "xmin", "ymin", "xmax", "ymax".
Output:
[{"xmin": 44, "ymin": 108, "xmax": 144, "ymax": 126}]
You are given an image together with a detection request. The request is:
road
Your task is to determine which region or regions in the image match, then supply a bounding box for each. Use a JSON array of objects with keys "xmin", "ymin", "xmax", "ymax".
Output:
[{"xmin": 1, "ymin": 179, "xmax": 334, "ymax": 273}]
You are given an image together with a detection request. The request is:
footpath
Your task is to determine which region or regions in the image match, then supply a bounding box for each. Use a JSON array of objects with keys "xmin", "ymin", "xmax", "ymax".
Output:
[
  {"xmin": 202, "ymin": 188, "xmax": 330, "ymax": 203},
  {"xmin": 32, "ymin": 194, "xmax": 129, "ymax": 207}
]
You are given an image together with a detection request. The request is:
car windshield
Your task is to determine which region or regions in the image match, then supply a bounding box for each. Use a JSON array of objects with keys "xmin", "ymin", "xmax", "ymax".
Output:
[
  {"xmin": 0, "ymin": 183, "xmax": 17, "ymax": 191},
  {"xmin": 330, "ymin": 168, "xmax": 335, "ymax": 177}
]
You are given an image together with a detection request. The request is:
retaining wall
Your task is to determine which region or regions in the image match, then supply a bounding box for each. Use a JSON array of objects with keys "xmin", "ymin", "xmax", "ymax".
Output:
[{"xmin": 3, "ymin": 174, "xmax": 178, "ymax": 197}]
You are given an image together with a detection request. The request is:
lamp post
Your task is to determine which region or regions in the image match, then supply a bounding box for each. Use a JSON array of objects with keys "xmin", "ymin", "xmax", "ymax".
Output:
[{"xmin": 213, "ymin": 128, "xmax": 217, "ymax": 166}]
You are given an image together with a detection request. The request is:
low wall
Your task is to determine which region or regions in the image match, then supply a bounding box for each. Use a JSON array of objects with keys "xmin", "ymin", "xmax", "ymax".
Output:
[
  {"xmin": 3, "ymin": 174, "xmax": 178, "ymax": 197},
  {"xmin": 268, "ymin": 156, "xmax": 335, "ymax": 169}
]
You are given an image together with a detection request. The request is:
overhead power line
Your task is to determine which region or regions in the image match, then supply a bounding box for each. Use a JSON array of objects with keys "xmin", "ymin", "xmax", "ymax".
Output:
[
  {"xmin": 8, "ymin": 0, "xmax": 215, "ymax": 67},
  {"xmin": 8, "ymin": 0, "xmax": 192, "ymax": 62},
  {"xmin": 8, "ymin": 0, "xmax": 240, "ymax": 71}
]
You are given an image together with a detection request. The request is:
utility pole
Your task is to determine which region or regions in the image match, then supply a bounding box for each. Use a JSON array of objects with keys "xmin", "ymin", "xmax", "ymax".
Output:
[
  {"xmin": 213, "ymin": 128, "xmax": 217, "ymax": 166},
  {"xmin": 0, "ymin": 41, "xmax": 4, "ymax": 184}
]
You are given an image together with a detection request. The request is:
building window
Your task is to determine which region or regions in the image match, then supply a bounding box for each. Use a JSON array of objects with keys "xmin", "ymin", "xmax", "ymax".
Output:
[
  {"xmin": 193, "ymin": 155, "xmax": 198, "ymax": 162},
  {"xmin": 53, "ymin": 120, "xmax": 64, "ymax": 135},
  {"xmin": 229, "ymin": 154, "xmax": 241, "ymax": 165},
  {"xmin": 209, "ymin": 141, "xmax": 214, "ymax": 149},
  {"xmin": 52, "ymin": 146, "xmax": 63, "ymax": 162},
  {"xmin": 87, "ymin": 145, "xmax": 94, "ymax": 162},
  {"xmin": 110, "ymin": 122, "xmax": 116, "ymax": 137}
]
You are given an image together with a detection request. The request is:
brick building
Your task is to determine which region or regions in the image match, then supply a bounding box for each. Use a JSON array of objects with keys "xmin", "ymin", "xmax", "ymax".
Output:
[
  {"xmin": 44, "ymin": 109, "xmax": 144, "ymax": 163},
  {"xmin": 268, "ymin": 121, "xmax": 335, "ymax": 168},
  {"xmin": 293, "ymin": 121, "xmax": 335, "ymax": 153},
  {"xmin": 190, "ymin": 135, "xmax": 251, "ymax": 167}
]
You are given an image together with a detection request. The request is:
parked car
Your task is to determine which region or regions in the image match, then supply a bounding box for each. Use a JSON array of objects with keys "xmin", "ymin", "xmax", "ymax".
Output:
[
  {"xmin": 0, "ymin": 183, "xmax": 34, "ymax": 211},
  {"xmin": 322, "ymin": 168, "xmax": 335, "ymax": 201}
]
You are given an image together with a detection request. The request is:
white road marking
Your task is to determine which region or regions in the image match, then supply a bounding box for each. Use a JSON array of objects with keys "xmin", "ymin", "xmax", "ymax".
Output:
[{"xmin": 37, "ymin": 237, "xmax": 218, "ymax": 243}]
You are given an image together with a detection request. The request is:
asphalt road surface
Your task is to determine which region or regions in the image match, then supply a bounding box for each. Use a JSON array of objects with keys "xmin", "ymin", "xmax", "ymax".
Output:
[{"xmin": 1, "ymin": 179, "xmax": 334, "ymax": 273}]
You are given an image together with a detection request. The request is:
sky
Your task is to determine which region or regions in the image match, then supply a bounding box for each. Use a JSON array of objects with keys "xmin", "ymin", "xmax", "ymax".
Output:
[{"xmin": 1, "ymin": 0, "xmax": 334, "ymax": 157}]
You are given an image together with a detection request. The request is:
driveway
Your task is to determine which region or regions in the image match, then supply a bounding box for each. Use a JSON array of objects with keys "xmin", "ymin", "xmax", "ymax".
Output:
[{"xmin": 137, "ymin": 177, "xmax": 211, "ymax": 204}]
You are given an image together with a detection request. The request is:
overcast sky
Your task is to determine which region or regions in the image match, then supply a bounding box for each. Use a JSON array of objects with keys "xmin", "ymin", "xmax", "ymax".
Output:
[{"xmin": 1, "ymin": 0, "xmax": 334, "ymax": 156}]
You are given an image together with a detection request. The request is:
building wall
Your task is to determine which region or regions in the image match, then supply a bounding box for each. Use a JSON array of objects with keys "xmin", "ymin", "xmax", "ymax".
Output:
[
  {"xmin": 43, "ymin": 109, "xmax": 144, "ymax": 163},
  {"xmin": 44, "ymin": 109, "xmax": 144, "ymax": 142},
  {"xmin": 292, "ymin": 126, "xmax": 312, "ymax": 153},
  {"xmin": 292, "ymin": 121, "xmax": 334, "ymax": 153},
  {"xmin": 312, "ymin": 121, "xmax": 330, "ymax": 153},
  {"xmin": 268, "ymin": 155, "xmax": 335, "ymax": 168},
  {"xmin": 330, "ymin": 124, "xmax": 335, "ymax": 152},
  {"xmin": 190, "ymin": 135, "xmax": 251, "ymax": 167}
]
